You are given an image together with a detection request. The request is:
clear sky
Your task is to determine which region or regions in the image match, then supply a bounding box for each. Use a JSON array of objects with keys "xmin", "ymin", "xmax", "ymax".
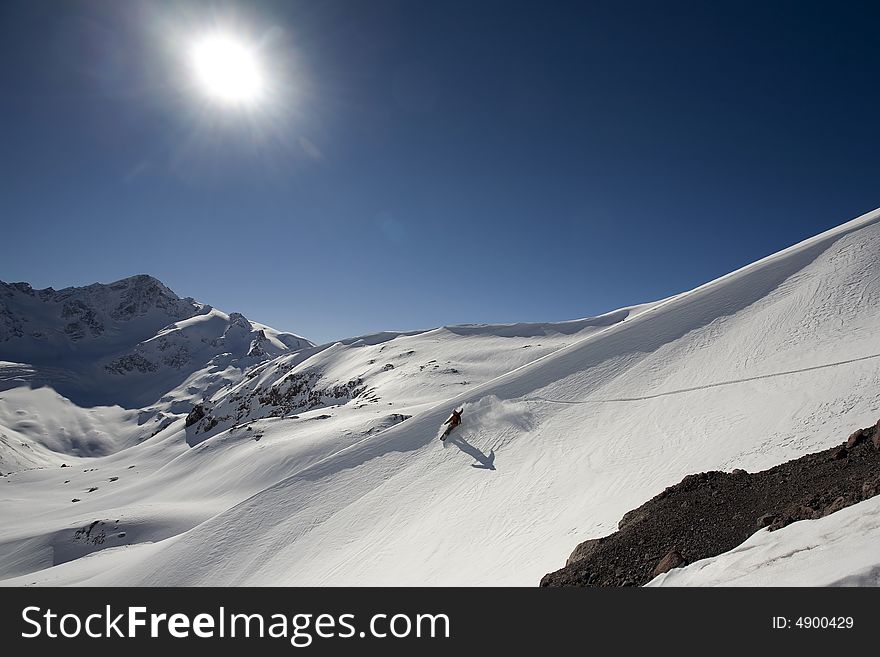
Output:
[{"xmin": 2, "ymin": 0, "xmax": 879, "ymax": 344}]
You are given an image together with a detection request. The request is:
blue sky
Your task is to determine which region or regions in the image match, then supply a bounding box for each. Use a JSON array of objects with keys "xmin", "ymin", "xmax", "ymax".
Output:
[{"xmin": 2, "ymin": 0, "xmax": 879, "ymax": 343}]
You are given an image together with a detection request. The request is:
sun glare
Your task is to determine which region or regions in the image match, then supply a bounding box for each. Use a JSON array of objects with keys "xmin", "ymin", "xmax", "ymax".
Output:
[{"xmin": 190, "ymin": 33, "xmax": 265, "ymax": 106}]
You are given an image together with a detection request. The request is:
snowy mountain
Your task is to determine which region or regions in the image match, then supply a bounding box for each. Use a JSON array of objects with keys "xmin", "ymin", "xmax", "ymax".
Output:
[
  {"xmin": 1, "ymin": 208, "xmax": 880, "ymax": 587},
  {"xmin": 0, "ymin": 275, "xmax": 311, "ymax": 468}
]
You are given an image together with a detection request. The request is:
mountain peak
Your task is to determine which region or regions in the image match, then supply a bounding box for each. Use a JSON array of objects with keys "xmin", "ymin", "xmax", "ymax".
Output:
[
  {"xmin": 0, "ymin": 276, "xmax": 193, "ymax": 353},
  {"xmin": 0, "ymin": 273, "xmax": 313, "ymax": 407},
  {"xmin": 109, "ymin": 273, "xmax": 176, "ymax": 294}
]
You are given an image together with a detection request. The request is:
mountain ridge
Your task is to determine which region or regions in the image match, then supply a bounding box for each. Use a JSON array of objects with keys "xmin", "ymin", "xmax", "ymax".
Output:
[{"xmin": 0, "ymin": 274, "xmax": 313, "ymax": 434}]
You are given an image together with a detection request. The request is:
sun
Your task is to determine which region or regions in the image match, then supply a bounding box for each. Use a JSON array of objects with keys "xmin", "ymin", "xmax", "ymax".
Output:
[{"xmin": 190, "ymin": 33, "xmax": 265, "ymax": 106}]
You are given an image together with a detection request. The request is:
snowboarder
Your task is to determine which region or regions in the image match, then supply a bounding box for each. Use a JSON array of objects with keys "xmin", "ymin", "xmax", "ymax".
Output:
[{"xmin": 441, "ymin": 408, "xmax": 463, "ymax": 440}]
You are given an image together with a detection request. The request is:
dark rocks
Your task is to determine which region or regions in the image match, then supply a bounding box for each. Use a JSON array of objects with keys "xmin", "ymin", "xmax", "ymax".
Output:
[
  {"xmin": 185, "ymin": 404, "xmax": 206, "ymax": 428},
  {"xmin": 542, "ymin": 419, "xmax": 880, "ymax": 587},
  {"xmin": 161, "ymin": 346, "xmax": 190, "ymax": 368},
  {"xmin": 60, "ymin": 463, "xmax": 69, "ymax": 468},
  {"xmin": 566, "ymin": 538, "xmax": 601, "ymax": 567},
  {"xmin": 652, "ymin": 550, "xmax": 686, "ymax": 577},
  {"xmin": 768, "ymin": 505, "xmax": 820, "ymax": 531},
  {"xmin": 246, "ymin": 330, "xmax": 269, "ymax": 358},
  {"xmin": 61, "ymin": 300, "xmax": 105, "ymax": 340},
  {"xmin": 71, "ymin": 498, "xmax": 80, "ymax": 503},
  {"xmin": 9, "ymin": 282, "xmax": 35, "ymax": 296},
  {"xmin": 254, "ymin": 372, "xmax": 366, "ymax": 419},
  {"xmin": 247, "ymin": 341, "xmax": 267, "ymax": 358},
  {"xmin": 73, "ymin": 521, "xmax": 107, "ymax": 546},
  {"xmin": 108, "ymin": 275, "xmax": 196, "ymax": 321},
  {"xmin": 799, "ymin": 505, "xmax": 820, "ymax": 519},
  {"xmin": 823, "ymin": 496, "xmax": 847, "ymax": 517},
  {"xmin": 618, "ymin": 507, "xmax": 649, "ymax": 530},
  {"xmin": 227, "ymin": 312, "xmax": 253, "ymax": 332},
  {"xmin": 104, "ymin": 353, "xmax": 158, "ymax": 375},
  {"xmin": 847, "ymin": 429, "xmax": 868, "ymax": 448},
  {"xmin": 863, "ymin": 476, "xmax": 880, "ymax": 498},
  {"xmin": 756, "ymin": 513, "xmax": 776, "ymax": 528},
  {"xmin": 0, "ymin": 299, "xmax": 25, "ymax": 341}
]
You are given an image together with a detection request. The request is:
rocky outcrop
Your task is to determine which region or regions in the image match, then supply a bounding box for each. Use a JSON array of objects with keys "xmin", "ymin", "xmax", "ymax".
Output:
[
  {"xmin": 185, "ymin": 404, "xmax": 206, "ymax": 428},
  {"xmin": 62, "ymin": 300, "xmax": 105, "ymax": 340},
  {"xmin": 247, "ymin": 330, "xmax": 269, "ymax": 358},
  {"xmin": 541, "ymin": 419, "xmax": 880, "ymax": 587},
  {"xmin": 0, "ymin": 300, "xmax": 23, "ymax": 341},
  {"xmin": 104, "ymin": 353, "xmax": 159, "ymax": 375},
  {"xmin": 183, "ymin": 368, "xmax": 369, "ymax": 444},
  {"xmin": 565, "ymin": 538, "xmax": 600, "ymax": 567},
  {"xmin": 254, "ymin": 371, "xmax": 366, "ymax": 419},
  {"xmin": 652, "ymin": 549, "xmax": 685, "ymax": 577}
]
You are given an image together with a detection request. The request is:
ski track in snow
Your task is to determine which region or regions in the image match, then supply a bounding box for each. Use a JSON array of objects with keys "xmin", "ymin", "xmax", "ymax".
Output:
[{"xmin": 525, "ymin": 351, "xmax": 880, "ymax": 404}]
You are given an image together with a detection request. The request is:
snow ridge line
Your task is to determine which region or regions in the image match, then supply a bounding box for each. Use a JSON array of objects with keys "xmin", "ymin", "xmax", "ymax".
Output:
[
  {"xmin": 525, "ymin": 351, "xmax": 880, "ymax": 404},
  {"xmin": 199, "ymin": 209, "xmax": 880, "ymax": 491}
]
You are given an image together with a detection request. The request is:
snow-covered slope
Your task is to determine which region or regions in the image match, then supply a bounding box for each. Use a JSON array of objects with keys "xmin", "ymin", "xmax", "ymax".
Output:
[
  {"xmin": 0, "ymin": 299, "xmax": 652, "ymax": 582},
  {"xmin": 2, "ymin": 207, "xmax": 880, "ymax": 587}
]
